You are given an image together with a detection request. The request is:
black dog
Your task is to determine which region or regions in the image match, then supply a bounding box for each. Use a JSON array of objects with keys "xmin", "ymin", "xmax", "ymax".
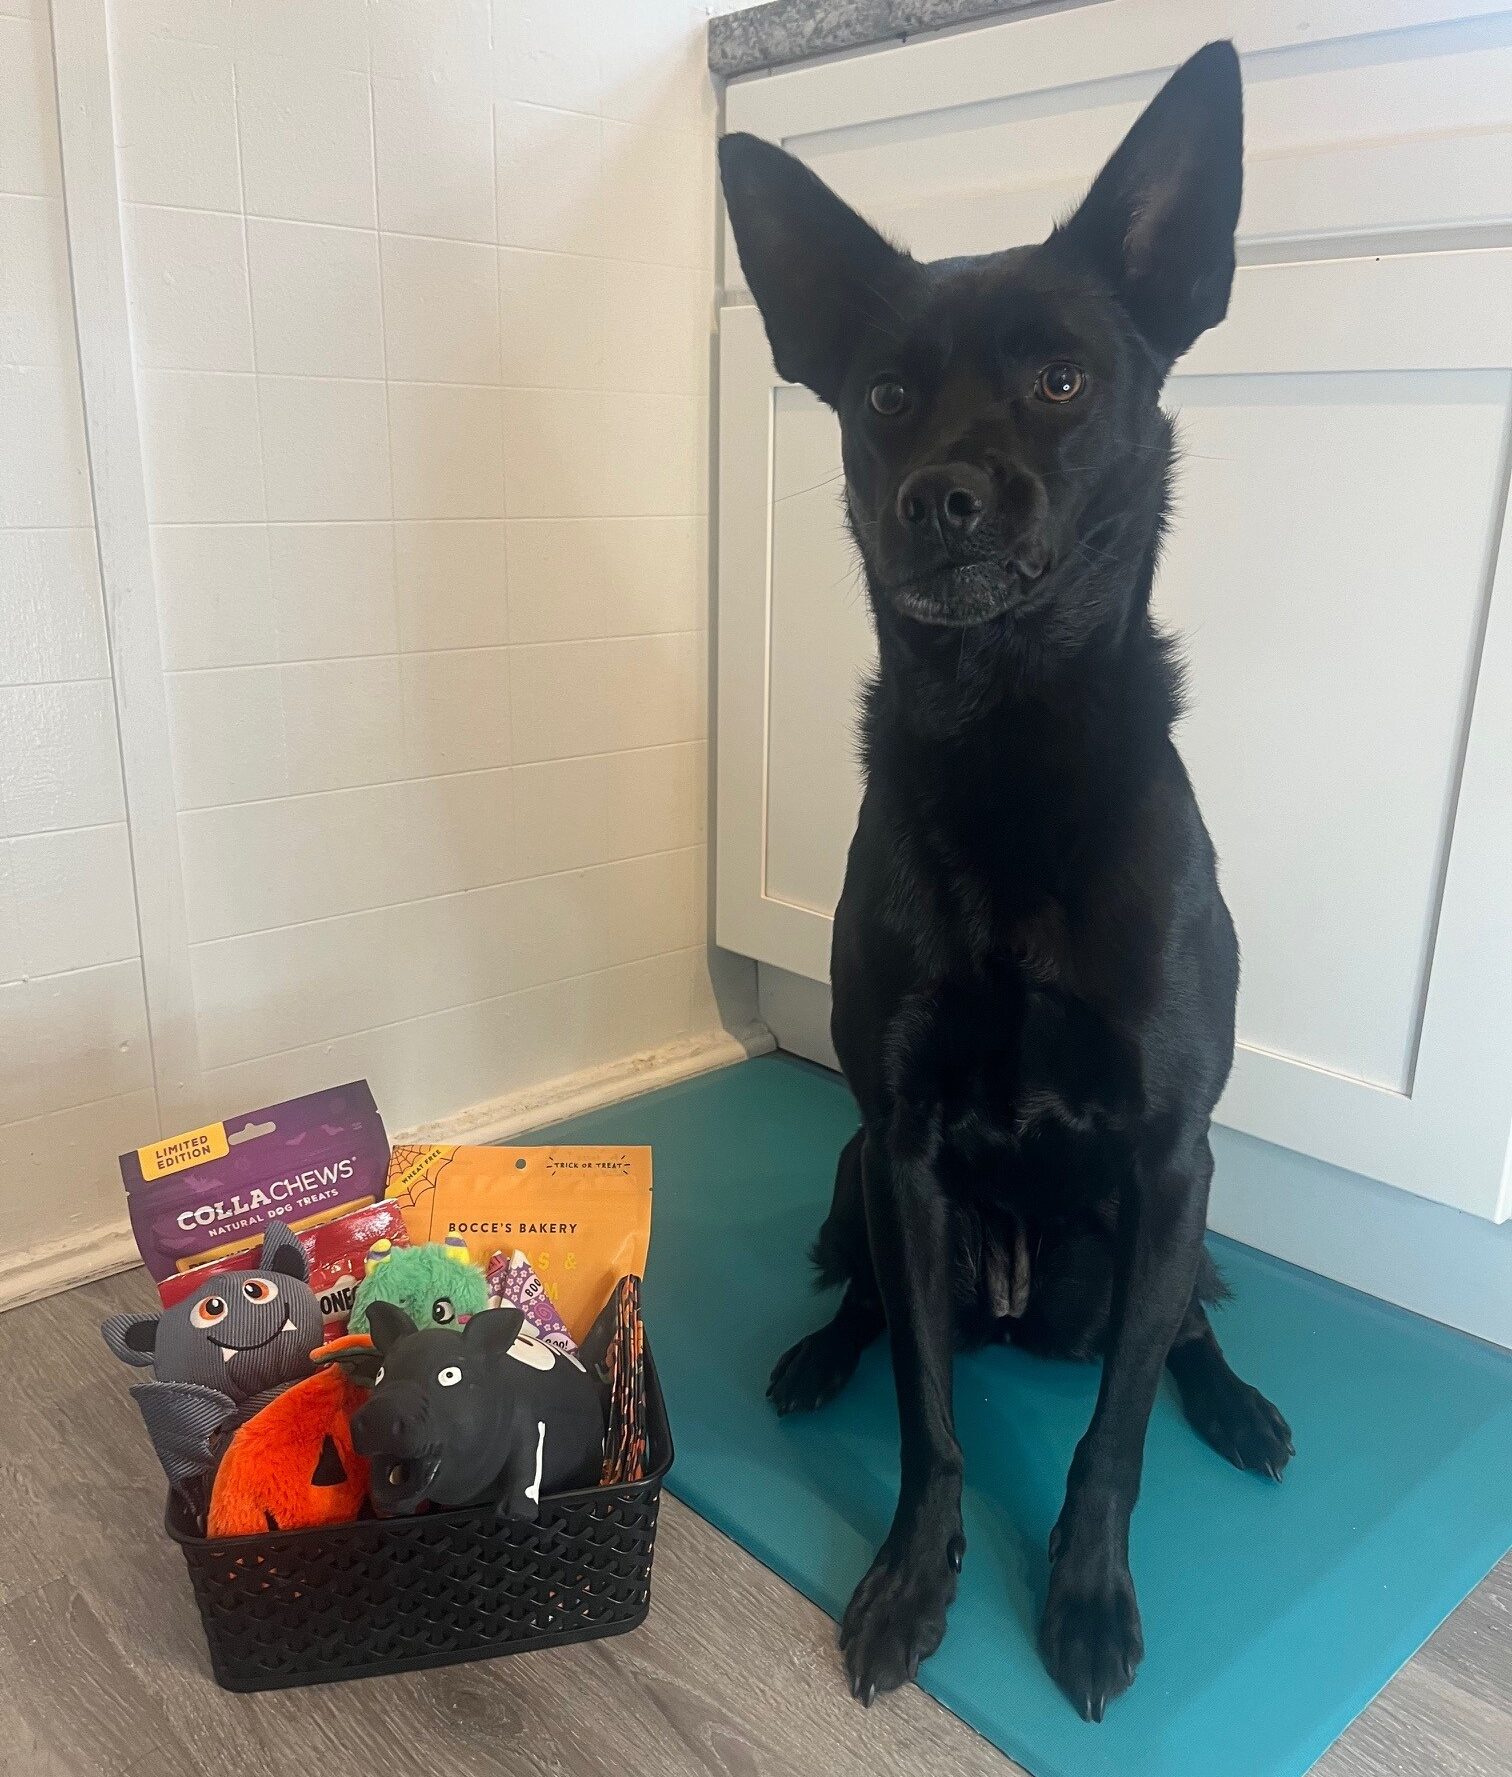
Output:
[{"xmin": 719, "ymin": 42, "xmax": 1292, "ymax": 1721}]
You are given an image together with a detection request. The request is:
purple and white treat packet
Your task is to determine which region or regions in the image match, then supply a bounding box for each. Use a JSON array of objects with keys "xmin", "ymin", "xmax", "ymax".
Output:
[{"xmin": 485, "ymin": 1248, "xmax": 578, "ymax": 1354}]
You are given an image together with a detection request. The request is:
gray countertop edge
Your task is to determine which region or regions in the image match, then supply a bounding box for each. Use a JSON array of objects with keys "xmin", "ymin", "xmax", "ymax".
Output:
[{"xmin": 708, "ymin": 0, "xmax": 1047, "ymax": 79}]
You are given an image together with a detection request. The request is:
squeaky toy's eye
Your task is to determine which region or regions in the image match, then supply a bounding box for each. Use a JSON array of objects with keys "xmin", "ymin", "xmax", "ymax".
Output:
[
  {"xmin": 437, "ymin": 1365, "xmax": 463, "ymax": 1387},
  {"xmin": 431, "ymin": 1297, "xmax": 456, "ymax": 1324},
  {"xmin": 868, "ymin": 378, "xmax": 908, "ymax": 417},
  {"xmin": 241, "ymin": 1277, "xmax": 277, "ymax": 1304},
  {"xmin": 1035, "ymin": 362, "xmax": 1085, "ymax": 404},
  {"xmin": 190, "ymin": 1295, "xmax": 228, "ymax": 1328}
]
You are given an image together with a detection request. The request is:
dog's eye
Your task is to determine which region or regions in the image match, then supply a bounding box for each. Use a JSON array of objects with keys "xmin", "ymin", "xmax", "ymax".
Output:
[
  {"xmin": 1035, "ymin": 363, "xmax": 1085, "ymax": 404},
  {"xmin": 868, "ymin": 378, "xmax": 908, "ymax": 417}
]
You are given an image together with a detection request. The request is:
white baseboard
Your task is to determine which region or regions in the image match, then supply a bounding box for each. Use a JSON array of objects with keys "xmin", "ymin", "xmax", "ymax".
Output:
[
  {"xmin": 0, "ymin": 1021, "xmax": 777, "ymax": 1314},
  {"xmin": 0, "ymin": 1220, "xmax": 142, "ymax": 1313},
  {"xmin": 758, "ymin": 963, "xmax": 1512, "ymax": 1350},
  {"xmin": 395, "ymin": 1021, "xmax": 776, "ymax": 1145}
]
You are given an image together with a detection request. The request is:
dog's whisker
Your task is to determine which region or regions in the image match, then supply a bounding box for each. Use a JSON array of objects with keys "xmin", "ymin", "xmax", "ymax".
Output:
[{"xmin": 774, "ymin": 470, "xmax": 847, "ymax": 503}]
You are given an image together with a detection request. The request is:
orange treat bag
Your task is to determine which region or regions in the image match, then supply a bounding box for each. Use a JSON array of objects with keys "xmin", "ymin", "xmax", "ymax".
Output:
[{"xmin": 383, "ymin": 1144, "xmax": 651, "ymax": 1342}]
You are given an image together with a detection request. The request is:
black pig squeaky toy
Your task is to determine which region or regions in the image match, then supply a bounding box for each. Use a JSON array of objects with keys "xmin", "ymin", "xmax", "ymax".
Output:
[{"xmin": 341, "ymin": 1302, "xmax": 607, "ymax": 1520}]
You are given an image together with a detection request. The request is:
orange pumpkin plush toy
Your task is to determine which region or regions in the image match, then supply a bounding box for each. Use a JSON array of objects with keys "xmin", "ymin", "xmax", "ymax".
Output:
[{"xmin": 208, "ymin": 1334, "xmax": 374, "ymax": 1537}]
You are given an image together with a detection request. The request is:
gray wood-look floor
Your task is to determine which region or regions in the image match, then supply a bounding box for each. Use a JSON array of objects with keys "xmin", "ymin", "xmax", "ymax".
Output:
[{"xmin": 1, "ymin": 1271, "xmax": 1506, "ymax": 1777}]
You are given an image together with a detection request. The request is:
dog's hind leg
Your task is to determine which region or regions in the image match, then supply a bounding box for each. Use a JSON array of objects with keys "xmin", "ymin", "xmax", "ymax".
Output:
[
  {"xmin": 1166, "ymin": 1298, "xmax": 1293, "ymax": 1480},
  {"xmin": 768, "ymin": 1278, "xmax": 883, "ymax": 1415},
  {"xmin": 769, "ymin": 1131, "xmax": 883, "ymax": 1415}
]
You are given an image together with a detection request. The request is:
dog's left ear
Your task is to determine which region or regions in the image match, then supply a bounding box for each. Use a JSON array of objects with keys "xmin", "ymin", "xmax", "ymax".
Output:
[{"xmin": 1058, "ymin": 41, "xmax": 1243, "ymax": 364}]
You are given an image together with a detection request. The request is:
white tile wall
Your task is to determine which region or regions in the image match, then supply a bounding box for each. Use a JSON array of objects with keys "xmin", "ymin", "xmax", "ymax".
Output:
[
  {"xmin": 0, "ymin": 16, "xmax": 63, "ymax": 197},
  {"xmin": 236, "ymin": 57, "xmax": 377, "ymax": 227},
  {"xmin": 123, "ymin": 205, "xmax": 254, "ymax": 372},
  {"xmin": 245, "ymin": 219, "xmax": 385, "ymax": 379},
  {"xmin": 109, "ymin": 0, "xmax": 740, "ymax": 1158},
  {"xmin": 381, "ymin": 233, "xmax": 501, "ymax": 384},
  {"xmin": 138, "ymin": 369, "xmax": 265, "ymax": 522},
  {"xmin": 2, "ymin": 1, "xmax": 749, "ymax": 1277},
  {"xmin": 505, "ymin": 516, "xmax": 706, "ymax": 642},
  {"xmin": 257, "ymin": 376, "xmax": 392, "ymax": 521},
  {"xmin": 112, "ymin": 29, "xmax": 241, "ymax": 213},
  {"xmin": 1, "ymin": 3, "xmax": 158, "ymax": 1264},
  {"xmin": 393, "ymin": 520, "xmax": 509, "ymax": 650},
  {"xmin": 0, "ymin": 193, "xmax": 75, "ymax": 366},
  {"xmin": 373, "ymin": 76, "xmax": 495, "ymax": 243},
  {"xmin": 0, "ymin": 529, "xmax": 110, "ymax": 681},
  {"xmin": 0, "ymin": 365, "xmax": 94, "ymax": 527},
  {"xmin": 388, "ymin": 381, "xmax": 507, "ymax": 519}
]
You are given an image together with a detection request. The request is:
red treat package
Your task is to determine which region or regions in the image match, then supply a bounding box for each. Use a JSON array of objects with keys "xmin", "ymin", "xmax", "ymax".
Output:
[{"xmin": 158, "ymin": 1199, "xmax": 409, "ymax": 1339}]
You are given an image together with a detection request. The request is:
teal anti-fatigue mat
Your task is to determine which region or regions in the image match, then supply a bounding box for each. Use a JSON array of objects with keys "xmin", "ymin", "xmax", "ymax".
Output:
[{"xmin": 534, "ymin": 1053, "xmax": 1512, "ymax": 1777}]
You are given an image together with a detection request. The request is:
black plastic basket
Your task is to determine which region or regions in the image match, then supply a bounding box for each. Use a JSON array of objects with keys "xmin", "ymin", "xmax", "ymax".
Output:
[{"xmin": 166, "ymin": 1347, "xmax": 672, "ymax": 1692}]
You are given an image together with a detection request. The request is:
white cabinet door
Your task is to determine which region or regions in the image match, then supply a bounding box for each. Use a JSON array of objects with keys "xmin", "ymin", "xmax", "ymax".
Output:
[{"xmin": 715, "ymin": 0, "xmax": 1512, "ymax": 1219}]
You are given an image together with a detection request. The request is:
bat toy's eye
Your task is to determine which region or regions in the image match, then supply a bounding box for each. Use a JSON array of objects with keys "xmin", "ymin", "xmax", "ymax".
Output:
[
  {"xmin": 432, "ymin": 1297, "xmax": 456, "ymax": 1324},
  {"xmin": 437, "ymin": 1366, "xmax": 463, "ymax": 1388},
  {"xmin": 241, "ymin": 1278, "xmax": 277, "ymax": 1304},
  {"xmin": 191, "ymin": 1296, "xmax": 228, "ymax": 1328}
]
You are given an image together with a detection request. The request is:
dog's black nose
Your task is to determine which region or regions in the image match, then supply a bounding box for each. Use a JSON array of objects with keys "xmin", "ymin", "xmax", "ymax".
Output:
[{"xmin": 897, "ymin": 464, "xmax": 992, "ymax": 540}]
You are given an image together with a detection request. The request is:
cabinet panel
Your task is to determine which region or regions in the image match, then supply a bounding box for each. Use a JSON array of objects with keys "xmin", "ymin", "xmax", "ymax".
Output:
[
  {"xmin": 765, "ymin": 387, "xmax": 870, "ymax": 918},
  {"xmin": 1161, "ymin": 369, "xmax": 1506, "ymax": 1097}
]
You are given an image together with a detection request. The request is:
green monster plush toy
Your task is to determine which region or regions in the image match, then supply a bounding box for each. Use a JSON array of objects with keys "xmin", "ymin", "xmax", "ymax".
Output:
[{"xmin": 349, "ymin": 1234, "xmax": 489, "ymax": 1335}]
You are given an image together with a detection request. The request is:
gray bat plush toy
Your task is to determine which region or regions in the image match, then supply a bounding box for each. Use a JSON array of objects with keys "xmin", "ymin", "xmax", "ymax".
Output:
[{"xmin": 102, "ymin": 1220, "xmax": 325, "ymax": 1500}]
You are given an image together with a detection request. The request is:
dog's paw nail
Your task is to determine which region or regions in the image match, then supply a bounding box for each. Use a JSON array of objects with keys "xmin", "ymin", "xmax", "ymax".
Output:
[
  {"xmin": 947, "ymin": 1535, "xmax": 966, "ymax": 1574},
  {"xmin": 862, "ymin": 1682, "xmax": 877, "ymax": 1708}
]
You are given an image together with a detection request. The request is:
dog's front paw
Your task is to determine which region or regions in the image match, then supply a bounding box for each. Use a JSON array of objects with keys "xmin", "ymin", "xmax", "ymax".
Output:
[
  {"xmin": 1039, "ymin": 1556, "xmax": 1143, "ymax": 1723},
  {"xmin": 839, "ymin": 1529, "xmax": 964, "ymax": 1704}
]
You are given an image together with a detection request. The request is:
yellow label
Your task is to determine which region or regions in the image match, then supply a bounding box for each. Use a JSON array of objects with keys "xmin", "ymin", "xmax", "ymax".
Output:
[{"xmin": 137, "ymin": 1121, "xmax": 229, "ymax": 1179}]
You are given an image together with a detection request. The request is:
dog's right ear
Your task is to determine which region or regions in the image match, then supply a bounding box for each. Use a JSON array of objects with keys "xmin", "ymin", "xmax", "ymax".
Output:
[{"xmin": 719, "ymin": 133, "xmax": 910, "ymax": 407}]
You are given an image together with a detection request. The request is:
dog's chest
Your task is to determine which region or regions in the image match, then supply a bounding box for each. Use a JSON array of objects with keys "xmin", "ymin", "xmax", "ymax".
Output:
[{"xmin": 897, "ymin": 827, "xmax": 1144, "ymax": 1178}]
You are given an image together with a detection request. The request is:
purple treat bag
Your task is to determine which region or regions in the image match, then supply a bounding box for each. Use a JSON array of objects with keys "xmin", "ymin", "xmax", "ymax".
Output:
[
  {"xmin": 121, "ymin": 1082, "xmax": 390, "ymax": 1283},
  {"xmin": 486, "ymin": 1249, "xmax": 578, "ymax": 1353}
]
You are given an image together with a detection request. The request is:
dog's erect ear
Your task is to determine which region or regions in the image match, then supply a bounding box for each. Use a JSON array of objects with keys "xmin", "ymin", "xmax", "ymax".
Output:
[
  {"xmin": 719, "ymin": 132, "xmax": 910, "ymax": 406},
  {"xmin": 1058, "ymin": 41, "xmax": 1243, "ymax": 364}
]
